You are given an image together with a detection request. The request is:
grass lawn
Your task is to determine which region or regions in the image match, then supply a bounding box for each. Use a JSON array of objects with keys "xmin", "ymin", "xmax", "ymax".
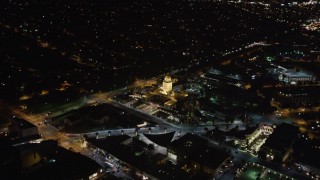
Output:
[{"xmin": 238, "ymin": 166, "xmax": 263, "ymax": 180}]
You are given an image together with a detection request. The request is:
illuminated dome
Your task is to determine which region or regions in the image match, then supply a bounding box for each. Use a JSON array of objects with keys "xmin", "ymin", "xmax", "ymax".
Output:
[{"xmin": 164, "ymin": 75, "xmax": 172, "ymax": 83}]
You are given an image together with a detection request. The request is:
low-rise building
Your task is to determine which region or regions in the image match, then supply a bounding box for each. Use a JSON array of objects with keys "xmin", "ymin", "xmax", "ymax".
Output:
[
  {"xmin": 167, "ymin": 133, "xmax": 230, "ymax": 176},
  {"xmin": 11, "ymin": 117, "xmax": 38, "ymax": 138},
  {"xmin": 259, "ymin": 123, "xmax": 299, "ymax": 163},
  {"xmin": 167, "ymin": 133, "xmax": 208, "ymax": 163},
  {"xmin": 10, "ymin": 117, "xmax": 41, "ymax": 145},
  {"xmin": 271, "ymin": 87, "xmax": 320, "ymax": 108},
  {"xmin": 268, "ymin": 66, "xmax": 316, "ymax": 85}
]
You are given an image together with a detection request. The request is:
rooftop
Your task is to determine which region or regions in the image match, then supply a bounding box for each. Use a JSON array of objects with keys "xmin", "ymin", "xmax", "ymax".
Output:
[
  {"xmin": 268, "ymin": 67, "xmax": 314, "ymax": 78},
  {"xmin": 143, "ymin": 131, "xmax": 175, "ymax": 147},
  {"xmin": 2, "ymin": 140, "xmax": 100, "ymax": 179},
  {"xmin": 87, "ymin": 135, "xmax": 132, "ymax": 150},
  {"xmin": 192, "ymin": 148, "xmax": 230, "ymax": 169},
  {"xmin": 207, "ymin": 68, "xmax": 223, "ymax": 75},
  {"xmin": 262, "ymin": 123, "xmax": 299, "ymax": 153},
  {"xmin": 168, "ymin": 133, "xmax": 208, "ymax": 158},
  {"xmin": 283, "ymin": 69, "xmax": 313, "ymax": 77},
  {"xmin": 12, "ymin": 117, "xmax": 37, "ymax": 129}
]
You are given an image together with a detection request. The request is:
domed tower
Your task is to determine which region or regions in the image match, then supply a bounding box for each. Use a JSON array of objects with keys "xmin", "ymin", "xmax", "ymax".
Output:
[{"xmin": 162, "ymin": 75, "xmax": 172, "ymax": 95}]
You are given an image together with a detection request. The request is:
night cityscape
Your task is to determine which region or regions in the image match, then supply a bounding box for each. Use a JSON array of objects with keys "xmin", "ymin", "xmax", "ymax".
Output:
[{"xmin": 1, "ymin": 0, "xmax": 320, "ymax": 179}]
